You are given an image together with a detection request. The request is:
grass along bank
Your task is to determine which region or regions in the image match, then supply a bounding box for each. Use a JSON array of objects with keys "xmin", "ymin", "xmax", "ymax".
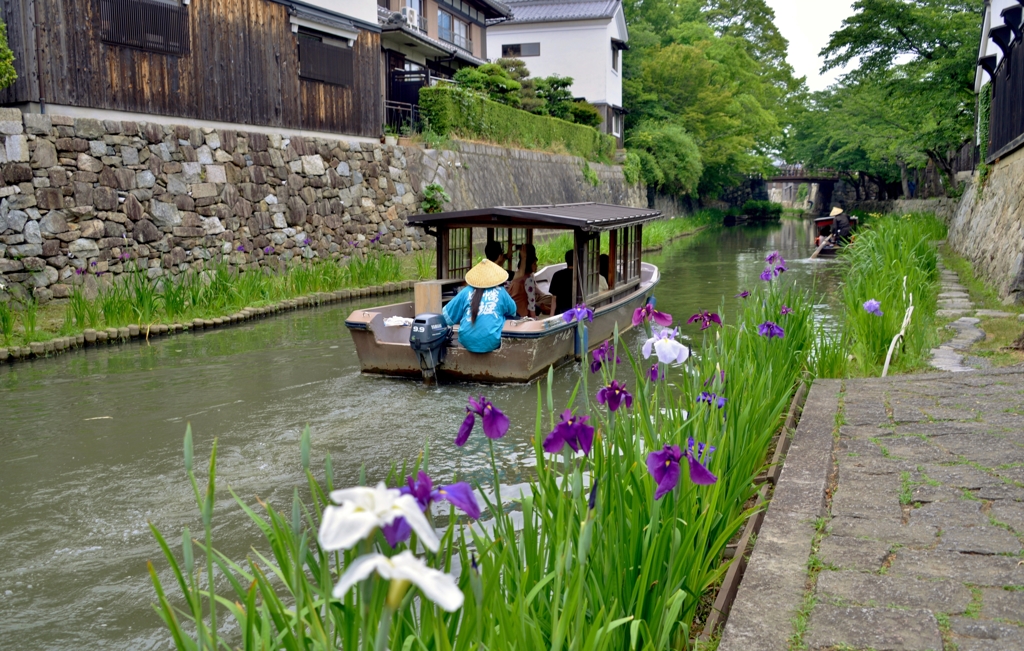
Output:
[
  {"xmin": 813, "ymin": 212, "xmax": 947, "ymax": 378},
  {"xmin": 0, "ymin": 251, "xmax": 433, "ymax": 353},
  {"xmin": 535, "ymin": 210, "xmax": 722, "ymax": 267}
]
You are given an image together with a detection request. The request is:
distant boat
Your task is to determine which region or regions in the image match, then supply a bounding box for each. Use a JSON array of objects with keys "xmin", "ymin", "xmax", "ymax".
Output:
[
  {"xmin": 812, "ymin": 214, "xmax": 859, "ymax": 256},
  {"xmin": 345, "ymin": 203, "xmax": 664, "ymax": 383}
]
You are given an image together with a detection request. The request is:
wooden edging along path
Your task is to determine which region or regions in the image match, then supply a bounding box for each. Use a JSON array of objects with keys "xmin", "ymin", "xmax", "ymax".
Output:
[
  {"xmin": 697, "ymin": 376, "xmax": 812, "ymax": 642},
  {"xmin": 0, "ymin": 280, "xmax": 418, "ymax": 366}
]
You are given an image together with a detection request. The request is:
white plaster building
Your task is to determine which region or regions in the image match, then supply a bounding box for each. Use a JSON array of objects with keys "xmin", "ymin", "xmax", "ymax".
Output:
[{"xmin": 486, "ymin": 0, "xmax": 628, "ymax": 145}]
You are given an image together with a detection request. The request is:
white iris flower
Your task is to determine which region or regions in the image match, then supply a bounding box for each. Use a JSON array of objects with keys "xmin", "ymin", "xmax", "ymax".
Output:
[
  {"xmin": 318, "ymin": 482, "xmax": 439, "ymax": 552},
  {"xmin": 333, "ymin": 551, "xmax": 464, "ymax": 612},
  {"xmin": 642, "ymin": 328, "xmax": 691, "ymax": 365}
]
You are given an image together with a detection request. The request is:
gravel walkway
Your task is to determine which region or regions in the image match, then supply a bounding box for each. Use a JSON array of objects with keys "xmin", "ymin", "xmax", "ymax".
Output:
[{"xmin": 720, "ymin": 368, "xmax": 1024, "ymax": 651}]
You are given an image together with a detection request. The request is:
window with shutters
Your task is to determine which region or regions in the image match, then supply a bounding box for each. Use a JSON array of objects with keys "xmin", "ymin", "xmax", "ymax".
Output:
[
  {"xmin": 298, "ymin": 30, "xmax": 355, "ymax": 87},
  {"xmin": 98, "ymin": 0, "xmax": 190, "ymax": 57}
]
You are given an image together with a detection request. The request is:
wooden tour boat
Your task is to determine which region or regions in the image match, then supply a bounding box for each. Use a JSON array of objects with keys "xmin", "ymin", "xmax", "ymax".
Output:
[{"xmin": 345, "ymin": 203, "xmax": 665, "ymax": 383}]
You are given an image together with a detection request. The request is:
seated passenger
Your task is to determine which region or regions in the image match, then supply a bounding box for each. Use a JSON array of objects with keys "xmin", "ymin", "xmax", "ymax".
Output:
[
  {"xmin": 509, "ymin": 244, "xmax": 551, "ymax": 318},
  {"xmin": 598, "ymin": 254, "xmax": 610, "ymax": 292},
  {"xmin": 484, "ymin": 241, "xmax": 507, "ymax": 267},
  {"xmin": 549, "ymin": 250, "xmax": 576, "ymax": 315},
  {"xmin": 442, "ymin": 259, "xmax": 518, "ymax": 353}
]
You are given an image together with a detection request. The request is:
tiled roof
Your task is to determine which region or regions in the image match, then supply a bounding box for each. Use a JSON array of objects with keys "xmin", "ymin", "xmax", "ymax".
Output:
[{"xmin": 498, "ymin": 0, "xmax": 619, "ymax": 24}]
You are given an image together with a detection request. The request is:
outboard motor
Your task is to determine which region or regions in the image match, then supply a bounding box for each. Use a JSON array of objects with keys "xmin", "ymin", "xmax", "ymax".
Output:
[{"xmin": 409, "ymin": 313, "xmax": 451, "ymax": 382}]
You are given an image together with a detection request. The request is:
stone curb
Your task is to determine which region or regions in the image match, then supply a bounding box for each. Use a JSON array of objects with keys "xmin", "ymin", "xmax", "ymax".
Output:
[
  {"xmin": 0, "ymin": 280, "xmax": 416, "ymax": 366},
  {"xmin": 718, "ymin": 379, "xmax": 841, "ymax": 651}
]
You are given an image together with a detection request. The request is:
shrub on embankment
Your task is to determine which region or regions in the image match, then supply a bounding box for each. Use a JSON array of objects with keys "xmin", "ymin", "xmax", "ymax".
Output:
[
  {"xmin": 840, "ymin": 213, "xmax": 946, "ymax": 375},
  {"xmin": 149, "ymin": 262, "xmax": 813, "ymax": 650},
  {"xmin": 419, "ymin": 86, "xmax": 616, "ymax": 162}
]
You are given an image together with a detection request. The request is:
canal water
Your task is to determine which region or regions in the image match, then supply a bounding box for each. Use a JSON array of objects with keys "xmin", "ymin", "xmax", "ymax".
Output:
[{"xmin": 0, "ymin": 219, "xmax": 840, "ymax": 650}]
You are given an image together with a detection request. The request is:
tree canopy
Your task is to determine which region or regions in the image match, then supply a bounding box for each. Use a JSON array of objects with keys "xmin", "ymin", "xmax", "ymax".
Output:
[
  {"xmin": 622, "ymin": 0, "xmax": 802, "ymax": 197},
  {"xmin": 0, "ymin": 19, "xmax": 16, "ymax": 91},
  {"xmin": 786, "ymin": 0, "xmax": 984, "ymax": 194}
]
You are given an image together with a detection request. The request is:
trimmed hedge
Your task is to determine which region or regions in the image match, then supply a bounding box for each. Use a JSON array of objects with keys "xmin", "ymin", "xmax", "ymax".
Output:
[{"xmin": 419, "ymin": 86, "xmax": 616, "ymax": 162}]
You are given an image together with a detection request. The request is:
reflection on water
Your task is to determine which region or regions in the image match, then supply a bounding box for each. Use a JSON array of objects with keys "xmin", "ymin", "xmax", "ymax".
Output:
[{"xmin": 0, "ymin": 219, "xmax": 840, "ymax": 650}]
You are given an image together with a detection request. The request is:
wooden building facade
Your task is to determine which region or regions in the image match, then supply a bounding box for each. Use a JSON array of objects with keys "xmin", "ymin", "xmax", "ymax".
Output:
[{"xmin": 0, "ymin": 0, "xmax": 383, "ymax": 138}]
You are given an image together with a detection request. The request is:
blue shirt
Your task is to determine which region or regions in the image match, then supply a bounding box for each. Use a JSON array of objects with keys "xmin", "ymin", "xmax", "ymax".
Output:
[{"xmin": 442, "ymin": 286, "xmax": 518, "ymax": 353}]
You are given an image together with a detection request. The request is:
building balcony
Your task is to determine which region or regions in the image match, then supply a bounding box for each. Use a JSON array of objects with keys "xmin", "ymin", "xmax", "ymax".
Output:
[{"xmin": 438, "ymin": 28, "xmax": 472, "ymax": 53}]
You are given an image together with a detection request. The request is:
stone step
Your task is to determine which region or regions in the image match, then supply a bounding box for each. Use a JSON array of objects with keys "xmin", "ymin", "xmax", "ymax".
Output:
[
  {"xmin": 944, "ymin": 317, "xmax": 986, "ymax": 350},
  {"xmin": 975, "ymin": 310, "xmax": 1015, "ymax": 319},
  {"xmin": 938, "ymin": 299, "xmax": 974, "ymax": 309},
  {"xmin": 938, "ymin": 309, "xmax": 972, "ymax": 318},
  {"xmin": 939, "ymin": 292, "xmax": 970, "ymax": 299}
]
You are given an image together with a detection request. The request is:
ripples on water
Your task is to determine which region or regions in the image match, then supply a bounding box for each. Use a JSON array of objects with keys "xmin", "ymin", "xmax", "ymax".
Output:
[{"xmin": 0, "ymin": 219, "xmax": 842, "ymax": 650}]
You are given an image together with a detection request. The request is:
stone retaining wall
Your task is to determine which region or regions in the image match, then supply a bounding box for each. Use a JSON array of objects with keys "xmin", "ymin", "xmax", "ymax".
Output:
[
  {"xmin": 847, "ymin": 197, "xmax": 960, "ymax": 221},
  {"xmin": 946, "ymin": 146, "xmax": 1024, "ymax": 304},
  {"xmin": 0, "ymin": 109, "xmax": 643, "ymax": 302}
]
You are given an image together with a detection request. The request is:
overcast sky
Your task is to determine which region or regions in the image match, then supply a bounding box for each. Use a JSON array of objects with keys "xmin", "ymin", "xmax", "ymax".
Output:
[{"xmin": 763, "ymin": 0, "xmax": 857, "ymax": 91}]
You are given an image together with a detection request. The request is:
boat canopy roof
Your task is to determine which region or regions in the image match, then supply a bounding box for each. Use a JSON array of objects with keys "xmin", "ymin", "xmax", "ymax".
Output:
[{"xmin": 407, "ymin": 203, "xmax": 663, "ymax": 233}]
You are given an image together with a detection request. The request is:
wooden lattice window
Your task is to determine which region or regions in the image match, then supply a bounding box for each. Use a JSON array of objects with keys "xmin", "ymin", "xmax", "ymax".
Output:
[
  {"xmin": 445, "ymin": 228, "xmax": 473, "ymax": 279},
  {"xmin": 298, "ymin": 31, "xmax": 354, "ymax": 87},
  {"xmin": 583, "ymin": 234, "xmax": 601, "ymax": 298},
  {"xmin": 99, "ymin": 0, "xmax": 190, "ymax": 57},
  {"xmin": 616, "ymin": 225, "xmax": 641, "ymax": 284}
]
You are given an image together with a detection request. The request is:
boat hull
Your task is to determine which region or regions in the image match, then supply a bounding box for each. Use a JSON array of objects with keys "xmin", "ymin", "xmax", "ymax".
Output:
[{"xmin": 346, "ymin": 265, "xmax": 660, "ymax": 383}]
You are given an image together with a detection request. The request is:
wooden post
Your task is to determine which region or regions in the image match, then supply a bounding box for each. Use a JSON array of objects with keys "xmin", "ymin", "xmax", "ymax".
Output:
[
  {"xmin": 608, "ymin": 229, "xmax": 618, "ymax": 289},
  {"xmin": 438, "ymin": 227, "xmax": 449, "ymax": 279}
]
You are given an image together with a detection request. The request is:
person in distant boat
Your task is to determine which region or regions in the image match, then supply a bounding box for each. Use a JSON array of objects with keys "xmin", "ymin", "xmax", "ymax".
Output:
[
  {"xmin": 598, "ymin": 254, "xmax": 610, "ymax": 292},
  {"xmin": 831, "ymin": 206, "xmax": 851, "ymax": 243},
  {"xmin": 509, "ymin": 244, "xmax": 551, "ymax": 318},
  {"xmin": 549, "ymin": 250, "xmax": 576, "ymax": 315},
  {"xmin": 443, "ymin": 259, "xmax": 518, "ymax": 353}
]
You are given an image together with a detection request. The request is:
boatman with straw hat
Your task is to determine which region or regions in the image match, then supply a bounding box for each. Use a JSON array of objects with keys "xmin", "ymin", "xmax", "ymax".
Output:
[
  {"xmin": 830, "ymin": 206, "xmax": 852, "ymax": 243},
  {"xmin": 442, "ymin": 259, "xmax": 519, "ymax": 353}
]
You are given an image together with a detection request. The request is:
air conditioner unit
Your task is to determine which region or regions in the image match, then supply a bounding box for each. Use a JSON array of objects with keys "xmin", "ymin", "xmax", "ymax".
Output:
[{"xmin": 401, "ymin": 7, "xmax": 420, "ymax": 31}]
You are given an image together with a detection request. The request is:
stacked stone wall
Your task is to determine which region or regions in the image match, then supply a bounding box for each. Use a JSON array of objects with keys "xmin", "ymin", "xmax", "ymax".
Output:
[
  {"xmin": 0, "ymin": 109, "xmax": 645, "ymax": 302},
  {"xmin": 0, "ymin": 108, "xmax": 428, "ymax": 302},
  {"xmin": 946, "ymin": 146, "xmax": 1024, "ymax": 304}
]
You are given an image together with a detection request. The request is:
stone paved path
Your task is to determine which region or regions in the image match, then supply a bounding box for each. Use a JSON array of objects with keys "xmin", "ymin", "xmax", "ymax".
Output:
[
  {"xmin": 932, "ymin": 265, "xmax": 986, "ymax": 373},
  {"xmin": 718, "ymin": 369, "xmax": 1024, "ymax": 651}
]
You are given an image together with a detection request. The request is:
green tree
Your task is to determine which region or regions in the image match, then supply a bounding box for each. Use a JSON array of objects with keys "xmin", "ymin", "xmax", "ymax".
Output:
[
  {"xmin": 535, "ymin": 75, "xmax": 575, "ymax": 121},
  {"xmin": 0, "ymin": 19, "xmax": 16, "ymax": 90},
  {"xmin": 453, "ymin": 63, "xmax": 521, "ymax": 107},
  {"xmin": 568, "ymin": 101, "xmax": 603, "ymax": 129},
  {"xmin": 495, "ymin": 58, "xmax": 545, "ymax": 113},
  {"xmin": 627, "ymin": 122, "xmax": 703, "ymax": 195},
  {"xmin": 796, "ymin": 0, "xmax": 986, "ymax": 192}
]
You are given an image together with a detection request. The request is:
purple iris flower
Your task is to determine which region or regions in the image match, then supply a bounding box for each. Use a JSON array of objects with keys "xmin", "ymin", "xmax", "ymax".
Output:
[
  {"xmin": 120, "ymin": 251, "xmax": 130, "ymax": 261},
  {"xmin": 237, "ymin": 244, "xmax": 246, "ymax": 252},
  {"xmin": 632, "ymin": 303, "xmax": 673, "ymax": 327},
  {"xmin": 588, "ymin": 482, "xmax": 598, "ymax": 510},
  {"xmin": 759, "ymin": 267, "xmax": 774, "ymax": 282},
  {"xmin": 781, "ymin": 305, "xmax": 793, "ymax": 316},
  {"xmin": 863, "ymin": 299, "xmax": 883, "ymax": 316},
  {"xmin": 766, "ymin": 251, "xmax": 782, "ymax": 266},
  {"xmin": 263, "ymin": 246, "xmax": 275, "ymax": 254},
  {"xmin": 687, "ymin": 310, "xmax": 722, "ymax": 331},
  {"xmin": 543, "ymin": 409, "xmax": 595, "ymax": 456},
  {"xmin": 685, "ymin": 437, "xmax": 718, "ymax": 485},
  {"xmin": 757, "ymin": 321, "xmax": 785, "ymax": 339},
  {"xmin": 370, "ymin": 232, "xmax": 383, "ymax": 244},
  {"xmin": 596, "ymin": 380, "xmax": 633, "ymax": 412},
  {"xmin": 735, "ymin": 290, "xmax": 751, "ymax": 299},
  {"xmin": 563, "ymin": 304, "xmax": 594, "ymax": 324},
  {"xmin": 647, "ymin": 445, "xmax": 682, "ymax": 500},
  {"xmin": 382, "ymin": 471, "xmax": 480, "ymax": 547},
  {"xmin": 74, "ymin": 268, "xmax": 84, "ymax": 276},
  {"xmin": 648, "ymin": 364, "xmax": 664, "ymax": 382},
  {"xmin": 697, "ymin": 391, "xmax": 727, "ymax": 409},
  {"xmin": 456, "ymin": 395, "xmax": 510, "ymax": 446},
  {"xmin": 590, "ymin": 340, "xmax": 620, "ymax": 373},
  {"xmin": 90, "ymin": 261, "xmax": 97, "ymax": 267}
]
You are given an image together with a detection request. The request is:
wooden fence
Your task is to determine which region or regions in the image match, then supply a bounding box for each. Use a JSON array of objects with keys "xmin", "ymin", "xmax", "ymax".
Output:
[
  {"xmin": 0, "ymin": 0, "xmax": 382, "ymax": 138},
  {"xmin": 989, "ymin": 28, "xmax": 1024, "ymax": 162}
]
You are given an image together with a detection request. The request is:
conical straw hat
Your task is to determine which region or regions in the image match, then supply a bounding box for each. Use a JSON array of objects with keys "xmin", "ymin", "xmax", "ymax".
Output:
[
  {"xmin": 465, "ymin": 259, "xmax": 509, "ymax": 289},
  {"xmin": 830, "ymin": 207, "xmax": 844, "ymax": 217}
]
